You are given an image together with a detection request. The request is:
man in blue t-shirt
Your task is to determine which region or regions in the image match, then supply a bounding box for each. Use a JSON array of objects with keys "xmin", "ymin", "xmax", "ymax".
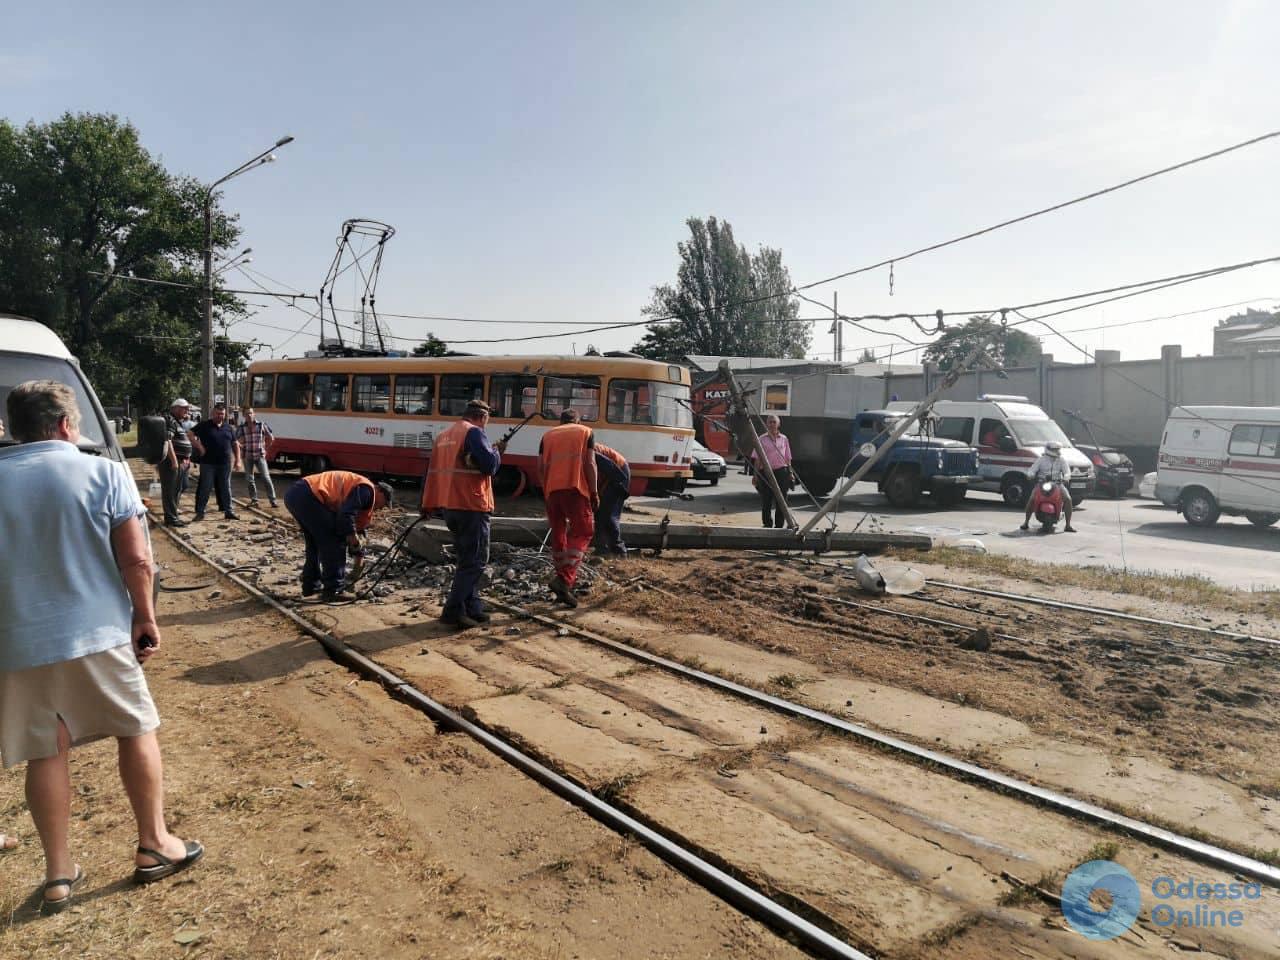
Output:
[{"xmin": 189, "ymin": 403, "xmax": 242, "ymax": 521}]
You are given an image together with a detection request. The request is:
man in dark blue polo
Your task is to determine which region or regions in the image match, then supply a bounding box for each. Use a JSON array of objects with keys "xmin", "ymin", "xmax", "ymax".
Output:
[{"xmin": 188, "ymin": 403, "xmax": 241, "ymax": 521}]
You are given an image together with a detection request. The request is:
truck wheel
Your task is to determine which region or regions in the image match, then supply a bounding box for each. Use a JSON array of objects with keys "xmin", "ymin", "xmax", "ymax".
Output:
[
  {"xmin": 1001, "ymin": 474, "xmax": 1030, "ymax": 507},
  {"xmin": 1245, "ymin": 511, "xmax": 1279, "ymax": 528},
  {"xmin": 936, "ymin": 487, "xmax": 966, "ymax": 508},
  {"xmin": 884, "ymin": 467, "xmax": 922, "ymax": 508},
  {"xmin": 1182, "ymin": 489, "xmax": 1220, "ymax": 527}
]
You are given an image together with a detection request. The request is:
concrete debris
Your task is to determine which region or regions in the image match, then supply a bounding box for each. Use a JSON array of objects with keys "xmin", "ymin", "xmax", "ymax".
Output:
[{"xmin": 958, "ymin": 627, "xmax": 992, "ymax": 652}]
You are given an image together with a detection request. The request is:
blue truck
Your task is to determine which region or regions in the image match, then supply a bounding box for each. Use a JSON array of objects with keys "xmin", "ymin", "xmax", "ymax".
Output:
[{"xmin": 846, "ymin": 409, "xmax": 981, "ymax": 508}]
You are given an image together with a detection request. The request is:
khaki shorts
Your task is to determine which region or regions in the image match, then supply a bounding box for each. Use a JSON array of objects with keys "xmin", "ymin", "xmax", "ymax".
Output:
[{"xmin": 0, "ymin": 644, "xmax": 160, "ymax": 768}]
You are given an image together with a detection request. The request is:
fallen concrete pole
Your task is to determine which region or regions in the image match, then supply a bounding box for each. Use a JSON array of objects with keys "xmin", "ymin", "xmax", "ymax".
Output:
[{"xmin": 406, "ymin": 516, "xmax": 931, "ymax": 559}]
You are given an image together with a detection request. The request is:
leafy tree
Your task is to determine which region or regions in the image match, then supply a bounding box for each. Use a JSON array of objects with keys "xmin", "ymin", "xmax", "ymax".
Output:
[
  {"xmin": 923, "ymin": 316, "xmax": 1042, "ymax": 372},
  {"xmin": 1216, "ymin": 307, "xmax": 1278, "ymax": 328},
  {"xmin": 632, "ymin": 217, "xmax": 809, "ymax": 361},
  {"xmin": 412, "ymin": 333, "xmax": 449, "ymax": 357},
  {"xmin": 0, "ymin": 112, "xmax": 242, "ymax": 408},
  {"xmin": 857, "ymin": 347, "xmax": 878, "ymax": 363}
]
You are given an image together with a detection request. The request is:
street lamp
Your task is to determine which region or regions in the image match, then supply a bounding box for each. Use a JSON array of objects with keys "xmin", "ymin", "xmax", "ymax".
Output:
[{"xmin": 202, "ymin": 136, "xmax": 293, "ymax": 409}]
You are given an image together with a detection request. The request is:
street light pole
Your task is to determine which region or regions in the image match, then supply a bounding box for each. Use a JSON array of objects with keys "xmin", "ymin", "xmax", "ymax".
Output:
[{"xmin": 200, "ymin": 135, "xmax": 293, "ymax": 411}]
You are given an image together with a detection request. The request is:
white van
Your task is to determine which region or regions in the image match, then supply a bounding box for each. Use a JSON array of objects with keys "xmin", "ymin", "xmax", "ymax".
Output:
[
  {"xmin": 890, "ymin": 394, "xmax": 1096, "ymax": 505},
  {"xmin": 0, "ymin": 314, "xmax": 124, "ymax": 461},
  {"xmin": 1155, "ymin": 405, "xmax": 1280, "ymax": 527}
]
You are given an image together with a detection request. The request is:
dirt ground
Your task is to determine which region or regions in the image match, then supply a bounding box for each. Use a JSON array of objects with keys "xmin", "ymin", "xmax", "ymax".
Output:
[{"xmin": 5, "ymin": 466, "xmax": 1277, "ymax": 958}]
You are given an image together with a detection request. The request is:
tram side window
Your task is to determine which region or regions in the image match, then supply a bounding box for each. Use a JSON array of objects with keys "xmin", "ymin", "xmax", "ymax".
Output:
[
  {"xmin": 439, "ymin": 374, "xmax": 486, "ymax": 416},
  {"xmin": 313, "ymin": 374, "xmax": 349, "ymax": 411},
  {"xmin": 607, "ymin": 379, "xmax": 653, "ymax": 425},
  {"xmin": 393, "ymin": 375, "xmax": 434, "ymax": 415},
  {"xmin": 543, "ymin": 375, "xmax": 599, "ymax": 421},
  {"xmin": 489, "ymin": 374, "xmax": 538, "ymax": 418},
  {"xmin": 275, "ymin": 373, "xmax": 312, "ymax": 410},
  {"xmin": 353, "ymin": 374, "xmax": 391, "ymax": 413},
  {"xmin": 250, "ymin": 374, "xmax": 275, "ymax": 408}
]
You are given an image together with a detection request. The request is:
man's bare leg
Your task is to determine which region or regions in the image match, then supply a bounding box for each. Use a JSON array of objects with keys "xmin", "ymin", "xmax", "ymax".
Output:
[
  {"xmin": 117, "ymin": 732, "xmax": 189, "ymax": 866},
  {"xmin": 26, "ymin": 719, "xmax": 76, "ymax": 900}
]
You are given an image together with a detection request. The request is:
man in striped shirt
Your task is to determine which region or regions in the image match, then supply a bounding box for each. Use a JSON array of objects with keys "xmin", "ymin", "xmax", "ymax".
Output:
[{"xmin": 234, "ymin": 408, "xmax": 277, "ymax": 508}]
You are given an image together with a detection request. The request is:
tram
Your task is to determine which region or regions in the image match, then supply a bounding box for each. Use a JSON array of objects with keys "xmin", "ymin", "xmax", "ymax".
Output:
[{"xmin": 244, "ymin": 354, "xmax": 695, "ymax": 495}]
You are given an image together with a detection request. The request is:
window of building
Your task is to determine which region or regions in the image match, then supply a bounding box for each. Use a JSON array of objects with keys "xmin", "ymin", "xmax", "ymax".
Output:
[
  {"xmin": 489, "ymin": 374, "xmax": 539, "ymax": 418},
  {"xmin": 352, "ymin": 374, "xmax": 391, "ymax": 413},
  {"xmin": 543, "ymin": 375, "xmax": 599, "ymax": 421},
  {"xmin": 312, "ymin": 374, "xmax": 349, "ymax": 412},
  {"xmin": 393, "ymin": 375, "xmax": 434, "ymax": 415},
  {"xmin": 249, "ymin": 374, "xmax": 275, "ymax": 408},
  {"xmin": 439, "ymin": 374, "xmax": 486, "ymax": 416},
  {"xmin": 934, "ymin": 416, "xmax": 975, "ymax": 443},
  {"xmin": 1230, "ymin": 424, "xmax": 1264, "ymax": 456},
  {"xmin": 275, "ymin": 373, "xmax": 312, "ymax": 410}
]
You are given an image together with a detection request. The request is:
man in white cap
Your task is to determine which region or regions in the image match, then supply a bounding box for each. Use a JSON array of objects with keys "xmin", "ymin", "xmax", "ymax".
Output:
[{"xmin": 158, "ymin": 399, "xmax": 194, "ymax": 527}]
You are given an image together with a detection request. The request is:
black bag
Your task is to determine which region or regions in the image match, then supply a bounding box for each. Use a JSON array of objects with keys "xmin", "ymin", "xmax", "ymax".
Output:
[{"xmin": 137, "ymin": 415, "xmax": 168, "ymax": 465}]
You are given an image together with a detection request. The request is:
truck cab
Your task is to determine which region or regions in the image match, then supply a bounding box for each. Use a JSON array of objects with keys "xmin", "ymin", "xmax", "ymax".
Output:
[{"xmin": 847, "ymin": 409, "xmax": 981, "ymax": 508}]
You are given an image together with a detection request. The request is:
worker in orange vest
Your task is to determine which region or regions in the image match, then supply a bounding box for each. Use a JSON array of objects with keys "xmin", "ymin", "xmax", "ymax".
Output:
[
  {"xmin": 538, "ymin": 409, "xmax": 598, "ymax": 607},
  {"xmin": 593, "ymin": 442, "xmax": 630, "ymax": 557},
  {"xmin": 421, "ymin": 399, "xmax": 507, "ymax": 628},
  {"xmin": 284, "ymin": 470, "xmax": 393, "ymax": 601}
]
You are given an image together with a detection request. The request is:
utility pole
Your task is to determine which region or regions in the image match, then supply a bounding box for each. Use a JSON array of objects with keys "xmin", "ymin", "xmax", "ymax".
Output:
[{"xmin": 832, "ymin": 292, "xmax": 841, "ymax": 363}]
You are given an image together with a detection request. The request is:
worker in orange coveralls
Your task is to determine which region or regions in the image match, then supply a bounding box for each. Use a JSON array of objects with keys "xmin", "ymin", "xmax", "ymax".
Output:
[{"xmin": 538, "ymin": 409, "xmax": 598, "ymax": 607}]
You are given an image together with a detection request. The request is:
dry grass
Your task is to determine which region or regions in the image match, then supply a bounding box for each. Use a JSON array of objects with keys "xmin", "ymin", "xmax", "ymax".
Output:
[{"xmin": 893, "ymin": 546, "xmax": 1280, "ymax": 616}]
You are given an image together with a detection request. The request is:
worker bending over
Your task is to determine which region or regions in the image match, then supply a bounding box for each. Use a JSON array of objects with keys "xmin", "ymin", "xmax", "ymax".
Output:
[
  {"xmin": 284, "ymin": 470, "xmax": 393, "ymax": 600},
  {"xmin": 538, "ymin": 409, "xmax": 598, "ymax": 607},
  {"xmin": 593, "ymin": 442, "xmax": 630, "ymax": 557},
  {"xmin": 421, "ymin": 399, "xmax": 505, "ymax": 629}
]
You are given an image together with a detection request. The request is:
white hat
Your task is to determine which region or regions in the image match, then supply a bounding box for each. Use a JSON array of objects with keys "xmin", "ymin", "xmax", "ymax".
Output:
[{"xmin": 171, "ymin": 398, "xmax": 190, "ymax": 408}]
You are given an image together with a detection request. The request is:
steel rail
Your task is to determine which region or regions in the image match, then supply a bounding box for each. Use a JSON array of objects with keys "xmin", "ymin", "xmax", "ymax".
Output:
[
  {"xmin": 153, "ymin": 522, "xmax": 874, "ymax": 960},
  {"xmin": 489, "ymin": 599, "xmax": 1280, "ymax": 886},
  {"xmin": 929, "ymin": 580, "xmax": 1280, "ymax": 648}
]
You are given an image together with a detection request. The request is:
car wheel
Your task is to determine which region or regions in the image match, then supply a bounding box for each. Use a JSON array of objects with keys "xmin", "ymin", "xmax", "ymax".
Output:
[
  {"xmin": 884, "ymin": 467, "xmax": 922, "ymax": 508},
  {"xmin": 709, "ymin": 476, "xmax": 719, "ymax": 486},
  {"xmin": 1245, "ymin": 511, "xmax": 1279, "ymax": 528},
  {"xmin": 1182, "ymin": 489, "xmax": 1220, "ymax": 527},
  {"xmin": 1001, "ymin": 474, "xmax": 1030, "ymax": 507}
]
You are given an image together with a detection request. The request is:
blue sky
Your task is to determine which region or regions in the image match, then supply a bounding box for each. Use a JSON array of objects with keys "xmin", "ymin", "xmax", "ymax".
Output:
[{"xmin": 4, "ymin": 1, "xmax": 1279, "ymax": 363}]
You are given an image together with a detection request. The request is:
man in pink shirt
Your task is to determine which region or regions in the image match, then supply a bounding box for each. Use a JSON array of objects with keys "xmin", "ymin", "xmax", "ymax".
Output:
[{"xmin": 750, "ymin": 415, "xmax": 794, "ymax": 528}]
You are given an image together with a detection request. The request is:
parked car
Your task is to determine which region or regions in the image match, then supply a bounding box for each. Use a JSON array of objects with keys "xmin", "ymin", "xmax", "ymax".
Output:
[
  {"xmin": 1074, "ymin": 444, "xmax": 1135, "ymax": 498},
  {"xmin": 846, "ymin": 409, "xmax": 981, "ymax": 507},
  {"xmin": 0, "ymin": 314, "xmax": 123, "ymax": 462},
  {"xmin": 894, "ymin": 395, "xmax": 1096, "ymax": 506},
  {"xmin": 1138, "ymin": 471, "xmax": 1158, "ymax": 499},
  {"xmin": 690, "ymin": 440, "xmax": 727, "ymax": 484},
  {"xmin": 1155, "ymin": 405, "xmax": 1280, "ymax": 527}
]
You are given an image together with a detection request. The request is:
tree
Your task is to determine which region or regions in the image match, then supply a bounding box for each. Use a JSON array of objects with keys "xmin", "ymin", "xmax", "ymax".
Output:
[
  {"xmin": 923, "ymin": 316, "xmax": 1042, "ymax": 372},
  {"xmin": 0, "ymin": 112, "xmax": 242, "ymax": 408},
  {"xmin": 857, "ymin": 347, "xmax": 878, "ymax": 363},
  {"xmin": 1217, "ymin": 307, "xmax": 1278, "ymax": 329},
  {"xmin": 632, "ymin": 217, "xmax": 809, "ymax": 362},
  {"xmin": 412, "ymin": 334, "xmax": 449, "ymax": 357}
]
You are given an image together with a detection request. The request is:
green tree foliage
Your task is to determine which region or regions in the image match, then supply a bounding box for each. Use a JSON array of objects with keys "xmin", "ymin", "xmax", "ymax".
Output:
[
  {"xmin": 1216, "ymin": 307, "xmax": 1278, "ymax": 329},
  {"xmin": 633, "ymin": 217, "xmax": 809, "ymax": 361},
  {"xmin": 0, "ymin": 112, "xmax": 243, "ymax": 411},
  {"xmin": 923, "ymin": 316, "xmax": 1042, "ymax": 372},
  {"xmin": 412, "ymin": 333, "xmax": 449, "ymax": 357},
  {"xmin": 857, "ymin": 347, "xmax": 878, "ymax": 363}
]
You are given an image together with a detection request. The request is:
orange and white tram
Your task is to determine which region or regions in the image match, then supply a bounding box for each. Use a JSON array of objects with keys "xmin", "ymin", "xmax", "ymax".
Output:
[{"xmin": 244, "ymin": 355, "xmax": 695, "ymax": 495}]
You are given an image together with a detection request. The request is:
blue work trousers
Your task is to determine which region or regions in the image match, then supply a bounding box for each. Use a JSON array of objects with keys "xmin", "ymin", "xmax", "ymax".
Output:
[
  {"xmin": 285, "ymin": 481, "xmax": 349, "ymax": 592},
  {"xmin": 443, "ymin": 509, "xmax": 491, "ymax": 618},
  {"xmin": 195, "ymin": 461, "xmax": 234, "ymax": 518},
  {"xmin": 594, "ymin": 481, "xmax": 629, "ymax": 555}
]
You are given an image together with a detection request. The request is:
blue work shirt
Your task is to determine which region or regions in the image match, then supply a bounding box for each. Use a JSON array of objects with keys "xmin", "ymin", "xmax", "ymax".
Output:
[
  {"xmin": 463, "ymin": 425, "xmax": 501, "ymax": 476},
  {"xmin": 0, "ymin": 441, "xmax": 145, "ymax": 672},
  {"xmin": 336, "ymin": 483, "xmax": 375, "ymax": 537},
  {"xmin": 191, "ymin": 419, "xmax": 236, "ymax": 465}
]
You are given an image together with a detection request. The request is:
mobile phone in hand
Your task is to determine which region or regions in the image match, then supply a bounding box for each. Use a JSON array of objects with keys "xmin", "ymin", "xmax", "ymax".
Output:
[{"xmin": 137, "ymin": 634, "xmax": 157, "ymax": 661}]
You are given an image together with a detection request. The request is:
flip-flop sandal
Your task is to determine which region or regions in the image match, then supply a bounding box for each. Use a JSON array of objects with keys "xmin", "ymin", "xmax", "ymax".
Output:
[
  {"xmin": 133, "ymin": 840, "xmax": 205, "ymax": 885},
  {"xmin": 40, "ymin": 865, "xmax": 85, "ymax": 915}
]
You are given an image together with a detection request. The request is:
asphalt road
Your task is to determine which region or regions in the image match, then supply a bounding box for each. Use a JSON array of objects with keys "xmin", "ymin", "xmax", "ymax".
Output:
[{"xmin": 635, "ymin": 470, "xmax": 1280, "ymax": 590}]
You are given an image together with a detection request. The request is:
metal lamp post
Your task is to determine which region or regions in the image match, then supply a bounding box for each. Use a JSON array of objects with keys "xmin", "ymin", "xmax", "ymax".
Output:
[{"xmin": 201, "ymin": 137, "xmax": 293, "ymax": 409}]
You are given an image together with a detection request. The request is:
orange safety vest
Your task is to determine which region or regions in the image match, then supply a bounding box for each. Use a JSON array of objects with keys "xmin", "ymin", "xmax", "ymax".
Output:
[
  {"xmin": 540, "ymin": 422, "xmax": 593, "ymax": 498},
  {"xmin": 594, "ymin": 442, "xmax": 627, "ymax": 470},
  {"xmin": 303, "ymin": 470, "xmax": 377, "ymax": 532},
  {"xmin": 421, "ymin": 420, "xmax": 495, "ymax": 513}
]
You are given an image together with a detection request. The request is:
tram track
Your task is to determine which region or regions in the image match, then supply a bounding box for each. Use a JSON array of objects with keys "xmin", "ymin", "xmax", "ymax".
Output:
[{"xmin": 151, "ymin": 504, "xmax": 1280, "ymax": 957}]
